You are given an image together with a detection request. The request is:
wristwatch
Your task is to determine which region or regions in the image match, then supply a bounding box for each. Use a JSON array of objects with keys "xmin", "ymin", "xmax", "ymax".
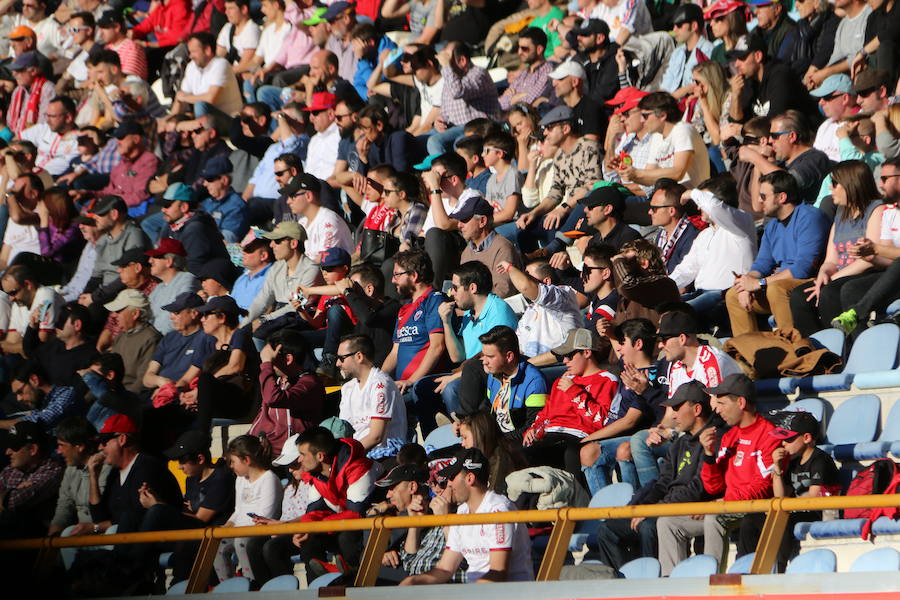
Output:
[
  {"xmin": 430, "ymin": 189, "xmax": 442, "ymax": 196},
  {"xmin": 759, "ymin": 278, "xmax": 767, "ymax": 288}
]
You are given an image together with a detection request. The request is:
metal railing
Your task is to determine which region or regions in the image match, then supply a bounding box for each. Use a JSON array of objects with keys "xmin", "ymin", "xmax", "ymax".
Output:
[{"xmin": 2, "ymin": 494, "xmax": 899, "ymax": 594}]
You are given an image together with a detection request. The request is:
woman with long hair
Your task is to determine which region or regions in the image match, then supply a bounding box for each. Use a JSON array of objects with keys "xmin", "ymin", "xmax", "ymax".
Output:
[
  {"xmin": 383, "ymin": 171, "xmax": 428, "ymax": 251},
  {"xmin": 705, "ymin": 0, "xmax": 748, "ymax": 65},
  {"xmin": 789, "ymin": 160, "xmax": 885, "ymax": 335},
  {"xmin": 458, "ymin": 412, "xmax": 527, "ymax": 494},
  {"xmin": 215, "ymin": 434, "xmax": 282, "ymax": 583},
  {"xmin": 37, "ymin": 187, "xmax": 83, "ymax": 264},
  {"xmin": 507, "ymin": 103, "xmax": 542, "ymax": 172},
  {"xmin": 689, "ymin": 61, "xmax": 732, "ymax": 172}
]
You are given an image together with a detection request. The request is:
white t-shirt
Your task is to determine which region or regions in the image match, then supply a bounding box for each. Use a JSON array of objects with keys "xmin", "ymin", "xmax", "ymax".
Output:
[
  {"xmin": 666, "ymin": 344, "xmax": 742, "ymax": 398},
  {"xmin": 0, "ymin": 291, "xmax": 11, "ymax": 336},
  {"xmin": 646, "ymin": 121, "xmax": 710, "ymax": 189},
  {"xmin": 516, "ymin": 283, "xmax": 585, "ymax": 358},
  {"xmin": 880, "ymin": 204, "xmax": 900, "ymax": 247},
  {"xmin": 65, "ymin": 47, "xmax": 91, "ymax": 83},
  {"xmin": 813, "ymin": 118, "xmax": 841, "ymax": 163},
  {"xmin": 228, "ymin": 470, "xmax": 283, "ymax": 526},
  {"xmin": 9, "ymin": 285, "xmax": 65, "ymax": 335},
  {"xmin": 3, "ymin": 220, "xmax": 40, "ymax": 266},
  {"xmin": 414, "ymin": 76, "xmax": 443, "ymax": 117},
  {"xmin": 256, "ymin": 21, "xmax": 292, "ymax": 66},
  {"xmin": 590, "ymin": 0, "xmax": 653, "ymax": 41},
  {"xmin": 299, "ymin": 206, "xmax": 354, "ymax": 262},
  {"xmin": 180, "ymin": 56, "xmax": 244, "ymax": 116},
  {"xmin": 216, "ymin": 21, "xmax": 261, "ymax": 63},
  {"xmin": 21, "ymin": 123, "xmax": 80, "ymax": 177},
  {"xmin": 447, "ymin": 490, "xmax": 534, "ymax": 583},
  {"xmin": 422, "ymin": 188, "xmax": 482, "ymax": 233},
  {"xmin": 339, "ymin": 367, "xmax": 408, "ymax": 457},
  {"xmin": 305, "ymin": 122, "xmax": 341, "ymax": 180}
]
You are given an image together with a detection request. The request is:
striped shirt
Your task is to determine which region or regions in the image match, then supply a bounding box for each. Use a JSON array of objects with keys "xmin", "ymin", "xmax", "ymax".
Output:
[{"xmin": 108, "ymin": 38, "xmax": 148, "ymax": 80}]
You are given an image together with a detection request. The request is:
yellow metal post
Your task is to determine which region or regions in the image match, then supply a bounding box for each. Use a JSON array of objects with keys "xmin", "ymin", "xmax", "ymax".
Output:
[
  {"xmin": 186, "ymin": 528, "xmax": 221, "ymax": 594},
  {"xmin": 354, "ymin": 517, "xmax": 392, "ymax": 587},
  {"xmin": 536, "ymin": 509, "xmax": 576, "ymax": 582},
  {"xmin": 751, "ymin": 499, "xmax": 788, "ymax": 574}
]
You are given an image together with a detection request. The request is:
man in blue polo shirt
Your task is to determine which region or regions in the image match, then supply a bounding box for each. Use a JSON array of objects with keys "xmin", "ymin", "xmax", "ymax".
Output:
[
  {"xmin": 231, "ymin": 236, "xmax": 274, "ymax": 310},
  {"xmin": 381, "ymin": 249, "xmax": 447, "ymax": 397},
  {"xmin": 725, "ymin": 171, "xmax": 829, "ymax": 335},
  {"xmin": 410, "ymin": 260, "xmax": 519, "ymax": 435},
  {"xmin": 199, "ymin": 156, "xmax": 250, "ymax": 243}
]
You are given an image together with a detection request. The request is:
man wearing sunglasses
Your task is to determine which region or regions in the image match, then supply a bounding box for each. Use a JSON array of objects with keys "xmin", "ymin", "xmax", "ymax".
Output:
[
  {"xmin": 809, "ymin": 74, "xmax": 858, "ymax": 162},
  {"xmin": 852, "ymin": 68, "xmax": 890, "ymax": 114},
  {"xmin": 498, "ymin": 27, "xmax": 553, "ymax": 111}
]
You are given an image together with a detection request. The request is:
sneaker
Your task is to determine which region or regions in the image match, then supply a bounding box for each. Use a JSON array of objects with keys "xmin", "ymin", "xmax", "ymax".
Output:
[{"xmin": 831, "ymin": 309, "xmax": 858, "ymax": 335}]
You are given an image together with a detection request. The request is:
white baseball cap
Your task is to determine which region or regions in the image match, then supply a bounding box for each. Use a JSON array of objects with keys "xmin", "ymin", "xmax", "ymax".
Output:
[
  {"xmin": 272, "ymin": 433, "xmax": 301, "ymax": 466},
  {"xmin": 549, "ymin": 60, "xmax": 587, "ymax": 80}
]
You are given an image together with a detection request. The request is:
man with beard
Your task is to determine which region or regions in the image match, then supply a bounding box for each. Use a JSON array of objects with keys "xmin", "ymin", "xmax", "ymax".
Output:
[
  {"xmin": 381, "ymin": 249, "xmax": 447, "ymax": 396},
  {"xmin": 20, "ymin": 96, "xmax": 80, "ymax": 177},
  {"xmin": 574, "ymin": 19, "xmax": 621, "ymax": 106},
  {"xmin": 49, "ymin": 417, "xmax": 111, "ymax": 537},
  {"xmin": 158, "ymin": 183, "xmax": 231, "ymax": 275},
  {"xmin": 337, "ymin": 334, "xmax": 407, "ymax": 460},
  {"xmin": 1, "ymin": 265, "xmax": 65, "ymax": 356},
  {"xmin": 0, "ymin": 361, "xmax": 81, "ymax": 433},
  {"xmin": 498, "ymin": 28, "xmax": 554, "ymax": 111},
  {"xmin": 23, "ymin": 304, "xmax": 98, "ymax": 387}
]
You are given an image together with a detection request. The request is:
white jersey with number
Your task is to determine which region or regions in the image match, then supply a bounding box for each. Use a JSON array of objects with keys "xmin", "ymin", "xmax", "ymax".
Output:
[
  {"xmin": 339, "ymin": 368, "xmax": 407, "ymax": 457},
  {"xmin": 447, "ymin": 490, "xmax": 534, "ymax": 583},
  {"xmin": 666, "ymin": 344, "xmax": 742, "ymax": 398}
]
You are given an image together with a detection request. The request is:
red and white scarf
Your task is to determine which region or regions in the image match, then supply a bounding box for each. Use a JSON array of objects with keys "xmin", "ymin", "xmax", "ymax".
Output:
[{"xmin": 7, "ymin": 76, "xmax": 47, "ymax": 137}]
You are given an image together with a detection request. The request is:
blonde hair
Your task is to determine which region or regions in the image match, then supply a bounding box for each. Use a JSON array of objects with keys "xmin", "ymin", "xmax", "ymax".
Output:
[{"xmin": 693, "ymin": 61, "xmax": 729, "ymax": 123}]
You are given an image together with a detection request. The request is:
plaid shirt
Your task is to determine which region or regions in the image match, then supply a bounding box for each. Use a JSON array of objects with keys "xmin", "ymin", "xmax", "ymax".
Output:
[
  {"xmin": 499, "ymin": 61, "xmax": 555, "ymax": 110},
  {"xmin": 83, "ymin": 139, "xmax": 123, "ymax": 175},
  {"xmin": 400, "ymin": 523, "xmax": 467, "ymax": 582},
  {"xmin": 21, "ymin": 385, "xmax": 82, "ymax": 431},
  {"xmin": 0, "ymin": 457, "xmax": 64, "ymax": 510},
  {"xmin": 440, "ymin": 65, "xmax": 501, "ymax": 127}
]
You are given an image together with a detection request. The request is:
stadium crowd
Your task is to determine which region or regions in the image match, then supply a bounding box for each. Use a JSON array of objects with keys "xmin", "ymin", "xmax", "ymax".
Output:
[{"xmin": 0, "ymin": 0, "xmax": 897, "ymax": 592}]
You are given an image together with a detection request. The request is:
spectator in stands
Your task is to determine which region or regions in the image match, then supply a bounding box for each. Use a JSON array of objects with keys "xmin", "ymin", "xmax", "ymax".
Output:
[
  {"xmin": 658, "ymin": 374, "xmax": 778, "ymax": 575},
  {"xmin": 455, "ymin": 411, "xmax": 527, "ymax": 495},
  {"xmin": 853, "ymin": 69, "xmax": 892, "ymax": 115},
  {"xmin": 338, "ymin": 333, "xmax": 408, "ymax": 459},
  {"xmin": 400, "ymin": 447, "xmax": 533, "ymax": 584},
  {"xmin": 590, "ymin": 0, "xmax": 653, "ymax": 46},
  {"xmin": 457, "ymin": 197, "xmax": 524, "ymax": 298},
  {"xmin": 591, "ymin": 381, "xmax": 716, "ymax": 569},
  {"xmin": 381, "ymin": 249, "xmax": 447, "ymax": 391},
  {"xmin": 96, "ymin": 10, "xmax": 148, "ymax": 80},
  {"xmin": 811, "ymin": 74, "xmax": 858, "ymax": 162},
  {"xmin": 48, "ymin": 417, "xmax": 111, "ymax": 536},
  {"xmin": 498, "ymin": 27, "xmax": 554, "ymax": 110},
  {"xmin": 245, "ymin": 222, "xmax": 320, "ymax": 326},
  {"xmin": 87, "ymin": 414, "xmax": 182, "ymax": 534},
  {"xmin": 0, "ymin": 172, "xmax": 42, "ymax": 271},
  {"xmin": 282, "ymin": 173, "xmax": 353, "ymax": 262},
  {"xmin": 84, "ymin": 195, "xmax": 151, "ymax": 306},
  {"xmin": 751, "ymin": 0, "xmax": 797, "ymax": 63},
  {"xmin": 704, "ymin": 0, "xmax": 749, "ymax": 65},
  {"xmin": 428, "ymin": 41, "xmax": 501, "ymax": 155},
  {"xmin": 574, "ymin": 186, "xmax": 643, "ymax": 259},
  {"xmin": 348, "ymin": 22, "xmax": 397, "ymax": 101},
  {"xmin": 197, "ymin": 259, "xmax": 242, "ymax": 301},
  {"xmin": 198, "ymin": 156, "xmax": 250, "ymax": 243},
  {"xmin": 23, "ymin": 303, "xmax": 98, "ymax": 387},
  {"xmin": 455, "ymin": 134, "xmax": 491, "ymax": 195},
  {"xmin": 103, "ymin": 289, "xmax": 161, "ymax": 395},
  {"xmin": 660, "ymin": 4, "xmax": 715, "ymax": 99},
  {"xmin": 159, "ymin": 183, "xmax": 231, "ymax": 274},
  {"xmin": 659, "ymin": 310, "xmax": 741, "ymax": 395},
  {"xmin": 172, "ymin": 32, "xmax": 244, "ymax": 118},
  {"xmin": 231, "ymin": 237, "xmax": 274, "ymax": 310},
  {"xmin": 523, "ymin": 329, "xmax": 618, "ymax": 474},
  {"xmin": 7, "ymin": 53, "xmax": 54, "ymax": 137},
  {"xmin": 128, "ymin": 0, "xmax": 191, "ymax": 78},
  {"xmin": 789, "ymin": 160, "xmax": 884, "ymax": 335},
  {"xmin": 647, "ymin": 178, "xmax": 700, "ymax": 273},
  {"xmin": 804, "ymin": 0, "xmax": 872, "ymax": 89},
  {"xmin": 0, "ymin": 420, "xmax": 63, "ymax": 538},
  {"xmin": 217, "ymin": 0, "xmax": 260, "ymax": 75},
  {"xmin": 146, "ymin": 238, "xmax": 200, "ymax": 334},
  {"xmin": 671, "ymin": 175, "xmax": 758, "ymax": 315},
  {"xmin": 36, "ymin": 188, "xmax": 83, "ymax": 266},
  {"xmin": 5, "ymin": 25, "xmax": 52, "ymax": 78},
  {"xmin": 304, "ymin": 92, "xmax": 342, "ymax": 180},
  {"xmin": 1, "ymin": 263, "xmax": 65, "ymax": 354},
  {"xmin": 573, "ymin": 19, "xmax": 621, "ymax": 106},
  {"xmin": 81, "ymin": 352, "xmax": 141, "ymax": 430},
  {"xmin": 726, "ymin": 171, "xmax": 830, "ymax": 335},
  {"xmin": 92, "ymin": 121, "xmax": 159, "ymax": 215},
  {"xmin": 728, "ymin": 37, "xmax": 817, "ymax": 122},
  {"xmin": 0, "ymin": 359, "xmax": 80, "ymax": 435},
  {"xmin": 619, "ymin": 92, "xmax": 710, "ymax": 189},
  {"xmin": 250, "ymin": 330, "xmax": 324, "ymax": 455},
  {"xmin": 20, "ymin": 96, "xmax": 79, "ymax": 177},
  {"xmin": 549, "ymin": 61, "xmax": 604, "ymax": 141}
]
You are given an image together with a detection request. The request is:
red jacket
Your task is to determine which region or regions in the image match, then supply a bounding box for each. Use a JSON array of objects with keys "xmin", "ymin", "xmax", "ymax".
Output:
[
  {"xmin": 131, "ymin": 0, "xmax": 192, "ymax": 47},
  {"xmin": 525, "ymin": 370, "xmax": 618, "ymax": 440},
  {"xmin": 300, "ymin": 438, "xmax": 375, "ymax": 517},
  {"xmin": 701, "ymin": 414, "xmax": 780, "ymax": 501},
  {"xmin": 249, "ymin": 363, "xmax": 324, "ymax": 455}
]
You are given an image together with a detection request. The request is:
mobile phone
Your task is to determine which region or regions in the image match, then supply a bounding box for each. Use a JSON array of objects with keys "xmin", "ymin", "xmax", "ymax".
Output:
[
  {"xmin": 38, "ymin": 300, "xmax": 52, "ymax": 325},
  {"xmin": 247, "ymin": 512, "xmax": 262, "ymax": 519},
  {"xmin": 441, "ymin": 280, "xmax": 454, "ymax": 295}
]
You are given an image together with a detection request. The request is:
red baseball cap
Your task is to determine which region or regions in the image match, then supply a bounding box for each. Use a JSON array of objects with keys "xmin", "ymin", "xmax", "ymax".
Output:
[
  {"xmin": 704, "ymin": 0, "xmax": 748, "ymax": 21},
  {"xmin": 145, "ymin": 237, "xmax": 187, "ymax": 257},
  {"xmin": 98, "ymin": 414, "xmax": 139, "ymax": 439},
  {"xmin": 605, "ymin": 87, "xmax": 649, "ymax": 115},
  {"xmin": 304, "ymin": 92, "xmax": 337, "ymax": 112}
]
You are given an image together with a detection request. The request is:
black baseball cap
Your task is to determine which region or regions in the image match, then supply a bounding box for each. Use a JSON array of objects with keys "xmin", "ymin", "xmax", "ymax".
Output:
[
  {"xmin": 579, "ymin": 186, "xmax": 625, "ymax": 212},
  {"xmin": 660, "ymin": 380, "xmax": 710, "ymax": 408},
  {"xmin": 437, "ymin": 447, "xmax": 490, "ymax": 483},
  {"xmin": 769, "ymin": 410, "xmax": 819, "ymax": 440},
  {"xmin": 7, "ymin": 421, "xmax": 48, "ymax": 451},
  {"xmin": 453, "ymin": 195, "xmax": 493, "ymax": 222},
  {"xmin": 195, "ymin": 258, "xmax": 241, "ymax": 289},
  {"xmin": 672, "ymin": 2, "xmax": 704, "ymax": 25},
  {"xmin": 164, "ymin": 430, "xmax": 212, "ymax": 459},
  {"xmin": 91, "ymin": 194, "xmax": 127, "ymax": 216},
  {"xmin": 111, "ymin": 247, "xmax": 150, "ymax": 267},
  {"xmin": 279, "ymin": 173, "xmax": 319, "ymax": 197},
  {"xmin": 375, "ymin": 464, "xmax": 430, "ymax": 488},
  {"xmin": 657, "ymin": 311, "xmax": 699, "ymax": 338},
  {"xmin": 704, "ymin": 373, "xmax": 756, "ymax": 403},
  {"xmin": 573, "ymin": 18, "xmax": 610, "ymax": 37},
  {"xmin": 726, "ymin": 35, "xmax": 766, "ymax": 61},
  {"xmin": 97, "ymin": 9, "xmax": 124, "ymax": 28},
  {"xmin": 112, "ymin": 120, "xmax": 143, "ymax": 139}
]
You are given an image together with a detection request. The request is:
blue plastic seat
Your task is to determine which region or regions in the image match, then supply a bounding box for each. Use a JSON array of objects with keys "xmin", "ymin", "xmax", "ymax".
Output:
[
  {"xmin": 793, "ymin": 521, "xmax": 813, "ymax": 541},
  {"xmin": 785, "ymin": 549, "xmax": 836, "ymax": 574},
  {"xmin": 850, "ymin": 400, "xmax": 900, "ymax": 460},
  {"xmin": 810, "ymin": 328, "xmax": 846, "ymax": 357},
  {"xmin": 158, "ymin": 551, "xmax": 174, "ymax": 569},
  {"xmin": 820, "ymin": 394, "xmax": 881, "ymax": 459},
  {"xmin": 670, "ymin": 554, "xmax": 718, "ymax": 578},
  {"xmin": 797, "ymin": 324, "xmax": 899, "ymax": 392},
  {"xmin": 212, "ymin": 577, "xmax": 251, "ymax": 593},
  {"xmin": 807, "ymin": 518, "xmax": 867, "ymax": 539},
  {"xmin": 423, "ymin": 424, "xmax": 461, "ymax": 452},
  {"xmin": 260, "ymin": 574, "xmax": 300, "ymax": 591},
  {"xmin": 871, "ymin": 516, "xmax": 900, "ymax": 536},
  {"xmin": 850, "ymin": 547, "xmax": 900, "ymax": 572},
  {"xmin": 568, "ymin": 482, "xmax": 633, "ymax": 551},
  {"xmin": 619, "ymin": 557, "xmax": 660, "ymax": 579},
  {"xmin": 727, "ymin": 553, "xmax": 755, "ymax": 574},
  {"xmin": 888, "ymin": 299, "xmax": 900, "ymax": 316},
  {"xmin": 167, "ymin": 580, "xmax": 188, "ymax": 595},
  {"xmin": 308, "ymin": 572, "xmax": 343, "ymax": 589}
]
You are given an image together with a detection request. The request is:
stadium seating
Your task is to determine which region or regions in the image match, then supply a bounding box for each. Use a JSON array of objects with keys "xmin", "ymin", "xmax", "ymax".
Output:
[
  {"xmin": 618, "ymin": 557, "xmax": 661, "ymax": 579},
  {"xmin": 211, "ymin": 577, "xmax": 251, "ymax": 593},
  {"xmin": 308, "ymin": 572, "xmax": 344, "ymax": 589},
  {"xmin": 166, "ymin": 580, "xmax": 188, "ymax": 595},
  {"xmin": 568, "ymin": 483, "xmax": 633, "ymax": 551},
  {"xmin": 785, "ymin": 549, "xmax": 837, "ymax": 574},
  {"xmin": 423, "ymin": 424, "xmax": 461, "ymax": 452},
  {"xmin": 849, "ymin": 547, "xmax": 900, "ymax": 572},
  {"xmin": 819, "ymin": 394, "xmax": 882, "ymax": 459},
  {"xmin": 727, "ymin": 552, "xmax": 755, "ymax": 574},
  {"xmin": 669, "ymin": 554, "xmax": 718, "ymax": 578},
  {"xmin": 259, "ymin": 575, "xmax": 300, "ymax": 590},
  {"xmin": 795, "ymin": 324, "xmax": 900, "ymax": 393},
  {"xmin": 756, "ymin": 328, "xmax": 847, "ymax": 395}
]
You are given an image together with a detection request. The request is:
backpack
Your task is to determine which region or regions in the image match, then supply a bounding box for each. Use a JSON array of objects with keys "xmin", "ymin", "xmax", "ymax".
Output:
[{"xmin": 843, "ymin": 459, "xmax": 900, "ymax": 539}]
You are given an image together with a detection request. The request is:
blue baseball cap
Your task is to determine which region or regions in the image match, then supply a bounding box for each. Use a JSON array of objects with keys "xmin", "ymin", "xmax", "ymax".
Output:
[
  {"xmin": 318, "ymin": 247, "xmax": 351, "ymax": 268},
  {"xmin": 810, "ymin": 74, "xmax": 853, "ymax": 98},
  {"xmin": 162, "ymin": 292, "xmax": 204, "ymax": 313},
  {"xmin": 199, "ymin": 155, "xmax": 233, "ymax": 180},
  {"xmin": 324, "ymin": 1, "xmax": 351, "ymax": 21}
]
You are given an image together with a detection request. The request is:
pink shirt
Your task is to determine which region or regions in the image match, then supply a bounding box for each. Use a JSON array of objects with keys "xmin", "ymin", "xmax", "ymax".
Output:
[{"xmin": 274, "ymin": 28, "xmax": 316, "ymax": 69}]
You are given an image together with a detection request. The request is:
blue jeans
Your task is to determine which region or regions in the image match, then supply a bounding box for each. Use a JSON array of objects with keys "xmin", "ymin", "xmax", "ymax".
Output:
[
  {"xmin": 140, "ymin": 211, "xmax": 167, "ymax": 244},
  {"xmin": 581, "ymin": 435, "xmax": 632, "ymax": 496},
  {"xmin": 405, "ymin": 373, "xmax": 461, "ymax": 437},
  {"xmin": 256, "ymin": 85, "xmax": 286, "ymax": 113},
  {"xmin": 426, "ymin": 125, "xmax": 465, "ymax": 155},
  {"xmin": 542, "ymin": 204, "xmax": 586, "ymax": 255},
  {"xmin": 682, "ymin": 289, "xmax": 725, "ymax": 313},
  {"xmin": 494, "ymin": 221, "xmax": 520, "ymax": 244},
  {"xmin": 627, "ymin": 429, "xmax": 671, "ymax": 488}
]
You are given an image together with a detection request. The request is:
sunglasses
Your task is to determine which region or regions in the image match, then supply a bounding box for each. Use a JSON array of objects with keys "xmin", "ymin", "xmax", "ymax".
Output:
[
  {"xmin": 274, "ymin": 168, "xmax": 290, "ymax": 177},
  {"xmin": 335, "ymin": 351, "xmax": 357, "ymax": 362},
  {"xmin": 648, "ymin": 204, "xmax": 676, "ymax": 212},
  {"xmin": 269, "ymin": 238, "xmax": 291, "ymax": 244},
  {"xmin": 742, "ymin": 135, "xmax": 761, "ymax": 146},
  {"xmin": 882, "ymin": 174, "xmax": 900, "ymax": 184}
]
